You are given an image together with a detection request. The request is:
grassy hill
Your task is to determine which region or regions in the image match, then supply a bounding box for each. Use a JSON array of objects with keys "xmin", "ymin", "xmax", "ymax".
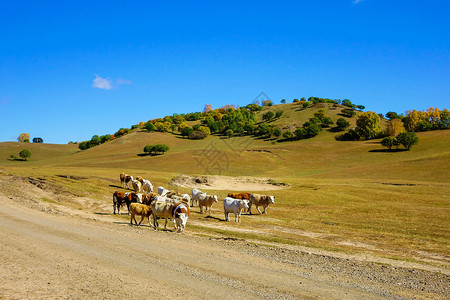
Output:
[{"xmin": 1, "ymin": 103, "xmax": 449, "ymax": 268}]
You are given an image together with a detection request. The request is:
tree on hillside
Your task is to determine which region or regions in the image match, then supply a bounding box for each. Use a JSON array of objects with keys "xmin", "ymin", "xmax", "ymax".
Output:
[
  {"xmin": 262, "ymin": 100, "xmax": 273, "ymax": 107},
  {"xmin": 281, "ymin": 99, "xmax": 286, "ymax": 104},
  {"xmin": 226, "ymin": 129, "xmax": 233, "ymax": 138},
  {"xmin": 144, "ymin": 121, "xmax": 155, "ymax": 131},
  {"xmin": 19, "ymin": 149, "xmax": 31, "ymax": 160},
  {"xmin": 17, "ymin": 133, "xmax": 30, "ymax": 142},
  {"xmin": 355, "ymin": 111, "xmax": 382, "ymax": 140},
  {"xmin": 396, "ymin": 132, "xmax": 418, "ymax": 150},
  {"xmin": 283, "ymin": 130, "xmax": 293, "ymax": 140},
  {"xmin": 381, "ymin": 136, "xmax": 395, "ymax": 151},
  {"xmin": 386, "ymin": 118, "xmax": 405, "ymax": 137},
  {"xmin": 336, "ymin": 118, "xmax": 350, "ymax": 131},
  {"xmin": 181, "ymin": 126, "xmax": 193, "ymax": 138},
  {"xmin": 143, "ymin": 144, "xmax": 169, "ymax": 155},
  {"xmin": 275, "ymin": 111, "xmax": 283, "ymax": 118}
]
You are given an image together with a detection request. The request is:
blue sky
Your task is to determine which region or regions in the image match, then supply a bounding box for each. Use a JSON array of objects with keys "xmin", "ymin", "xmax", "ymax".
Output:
[{"xmin": 1, "ymin": 0, "xmax": 449, "ymax": 144}]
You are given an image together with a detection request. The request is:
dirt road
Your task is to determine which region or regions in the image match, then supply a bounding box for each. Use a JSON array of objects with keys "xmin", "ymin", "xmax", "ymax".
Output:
[{"xmin": 0, "ymin": 194, "xmax": 448, "ymax": 300}]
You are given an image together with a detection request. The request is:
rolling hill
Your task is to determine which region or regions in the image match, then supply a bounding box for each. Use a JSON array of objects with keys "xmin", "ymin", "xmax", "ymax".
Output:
[{"xmin": 1, "ymin": 102, "xmax": 449, "ymax": 268}]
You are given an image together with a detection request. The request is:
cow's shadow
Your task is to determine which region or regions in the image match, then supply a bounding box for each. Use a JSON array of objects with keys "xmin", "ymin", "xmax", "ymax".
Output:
[{"xmin": 205, "ymin": 215, "xmax": 223, "ymax": 221}]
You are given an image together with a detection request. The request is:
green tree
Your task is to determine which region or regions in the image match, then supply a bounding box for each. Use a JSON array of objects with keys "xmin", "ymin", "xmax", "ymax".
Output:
[
  {"xmin": 294, "ymin": 128, "xmax": 307, "ymax": 139},
  {"xmin": 144, "ymin": 121, "xmax": 155, "ymax": 131},
  {"xmin": 302, "ymin": 102, "xmax": 310, "ymax": 109},
  {"xmin": 181, "ymin": 126, "xmax": 194, "ymax": 138},
  {"xmin": 281, "ymin": 99, "xmax": 286, "ymax": 104},
  {"xmin": 273, "ymin": 127, "xmax": 281, "ymax": 138},
  {"xmin": 396, "ymin": 132, "xmax": 418, "ymax": 150},
  {"xmin": 381, "ymin": 136, "xmax": 395, "ymax": 150},
  {"xmin": 321, "ymin": 117, "xmax": 334, "ymax": 127},
  {"xmin": 19, "ymin": 149, "xmax": 31, "ymax": 160},
  {"xmin": 78, "ymin": 141, "xmax": 90, "ymax": 150},
  {"xmin": 275, "ymin": 111, "xmax": 283, "ymax": 118},
  {"xmin": 226, "ymin": 129, "xmax": 233, "ymax": 138},
  {"xmin": 336, "ymin": 118, "xmax": 350, "ymax": 131},
  {"xmin": 355, "ymin": 111, "xmax": 382, "ymax": 140},
  {"xmin": 143, "ymin": 144, "xmax": 155, "ymax": 154}
]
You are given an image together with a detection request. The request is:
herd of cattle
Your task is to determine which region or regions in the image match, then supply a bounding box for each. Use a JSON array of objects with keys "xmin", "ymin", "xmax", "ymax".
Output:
[{"xmin": 114, "ymin": 173, "xmax": 276, "ymax": 233}]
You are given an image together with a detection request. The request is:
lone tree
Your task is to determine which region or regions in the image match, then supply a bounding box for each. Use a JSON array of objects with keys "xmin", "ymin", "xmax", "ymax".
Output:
[
  {"xmin": 336, "ymin": 118, "xmax": 350, "ymax": 131},
  {"xmin": 19, "ymin": 149, "xmax": 31, "ymax": 160},
  {"xmin": 262, "ymin": 111, "xmax": 274, "ymax": 121},
  {"xmin": 32, "ymin": 137, "xmax": 43, "ymax": 143}
]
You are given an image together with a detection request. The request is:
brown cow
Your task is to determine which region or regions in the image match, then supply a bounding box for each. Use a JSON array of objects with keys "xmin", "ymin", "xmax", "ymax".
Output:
[
  {"xmin": 113, "ymin": 191, "xmax": 140, "ymax": 214},
  {"xmin": 129, "ymin": 203, "xmax": 152, "ymax": 226},
  {"xmin": 227, "ymin": 192, "xmax": 251, "ymax": 200}
]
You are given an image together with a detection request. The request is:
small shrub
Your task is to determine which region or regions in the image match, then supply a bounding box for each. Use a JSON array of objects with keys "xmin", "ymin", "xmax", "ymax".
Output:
[
  {"xmin": 189, "ymin": 131, "xmax": 208, "ymax": 140},
  {"xmin": 283, "ymin": 130, "xmax": 293, "ymax": 139},
  {"xmin": 262, "ymin": 111, "xmax": 275, "ymax": 121},
  {"xmin": 381, "ymin": 136, "xmax": 395, "ymax": 150},
  {"xmin": 341, "ymin": 108, "xmax": 356, "ymax": 118},
  {"xmin": 275, "ymin": 111, "xmax": 283, "ymax": 118}
]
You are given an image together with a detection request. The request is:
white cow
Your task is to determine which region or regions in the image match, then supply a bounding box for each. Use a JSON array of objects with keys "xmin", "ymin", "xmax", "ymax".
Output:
[
  {"xmin": 191, "ymin": 188, "xmax": 204, "ymax": 207},
  {"xmin": 142, "ymin": 179, "xmax": 154, "ymax": 193},
  {"xmin": 171, "ymin": 194, "xmax": 191, "ymax": 207},
  {"xmin": 223, "ymin": 197, "xmax": 249, "ymax": 222}
]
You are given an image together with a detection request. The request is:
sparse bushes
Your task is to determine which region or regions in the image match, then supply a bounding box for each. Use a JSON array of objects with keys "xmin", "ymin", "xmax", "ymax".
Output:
[
  {"xmin": 283, "ymin": 130, "xmax": 293, "ymax": 139},
  {"xmin": 380, "ymin": 132, "xmax": 418, "ymax": 151},
  {"xmin": 181, "ymin": 126, "xmax": 194, "ymax": 138},
  {"xmin": 262, "ymin": 100, "xmax": 273, "ymax": 106},
  {"xmin": 275, "ymin": 111, "xmax": 283, "ymax": 118},
  {"xmin": 144, "ymin": 121, "xmax": 155, "ymax": 132}
]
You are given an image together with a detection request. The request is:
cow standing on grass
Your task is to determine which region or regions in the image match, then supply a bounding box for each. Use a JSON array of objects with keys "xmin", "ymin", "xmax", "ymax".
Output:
[
  {"xmin": 248, "ymin": 194, "xmax": 275, "ymax": 215},
  {"xmin": 198, "ymin": 193, "xmax": 218, "ymax": 216},
  {"xmin": 223, "ymin": 197, "xmax": 249, "ymax": 222}
]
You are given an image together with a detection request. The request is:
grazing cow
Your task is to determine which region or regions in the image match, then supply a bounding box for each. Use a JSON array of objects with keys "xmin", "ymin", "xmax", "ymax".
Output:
[
  {"xmin": 136, "ymin": 176, "xmax": 144, "ymax": 182},
  {"xmin": 223, "ymin": 197, "xmax": 249, "ymax": 222},
  {"xmin": 113, "ymin": 191, "xmax": 140, "ymax": 214},
  {"xmin": 198, "ymin": 194, "xmax": 218, "ymax": 216},
  {"xmin": 129, "ymin": 203, "xmax": 152, "ymax": 226},
  {"xmin": 249, "ymin": 194, "xmax": 275, "ymax": 214},
  {"xmin": 158, "ymin": 186, "xmax": 170, "ymax": 196},
  {"xmin": 173, "ymin": 203, "xmax": 190, "ymax": 233},
  {"xmin": 191, "ymin": 188, "xmax": 204, "ymax": 207},
  {"xmin": 132, "ymin": 179, "xmax": 142, "ymax": 193},
  {"xmin": 150, "ymin": 200, "xmax": 176, "ymax": 230}
]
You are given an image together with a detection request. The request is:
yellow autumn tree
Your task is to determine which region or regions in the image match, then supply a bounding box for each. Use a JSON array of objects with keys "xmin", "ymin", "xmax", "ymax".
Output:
[
  {"xmin": 385, "ymin": 118, "xmax": 405, "ymax": 137},
  {"xmin": 17, "ymin": 133, "xmax": 30, "ymax": 142}
]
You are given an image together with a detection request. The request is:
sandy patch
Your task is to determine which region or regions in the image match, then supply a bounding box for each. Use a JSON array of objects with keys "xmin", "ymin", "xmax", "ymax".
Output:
[{"xmin": 170, "ymin": 174, "xmax": 290, "ymax": 191}]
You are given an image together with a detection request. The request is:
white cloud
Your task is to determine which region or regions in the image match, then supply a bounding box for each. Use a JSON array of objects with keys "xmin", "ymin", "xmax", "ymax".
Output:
[
  {"xmin": 92, "ymin": 75, "xmax": 113, "ymax": 90},
  {"xmin": 117, "ymin": 78, "xmax": 132, "ymax": 85},
  {"xmin": 352, "ymin": 0, "xmax": 365, "ymax": 3}
]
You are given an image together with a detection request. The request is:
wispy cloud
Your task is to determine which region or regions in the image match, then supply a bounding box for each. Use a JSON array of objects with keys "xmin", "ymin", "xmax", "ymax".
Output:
[
  {"xmin": 117, "ymin": 78, "xmax": 132, "ymax": 85},
  {"xmin": 352, "ymin": 0, "xmax": 365, "ymax": 4},
  {"xmin": 92, "ymin": 75, "xmax": 113, "ymax": 90}
]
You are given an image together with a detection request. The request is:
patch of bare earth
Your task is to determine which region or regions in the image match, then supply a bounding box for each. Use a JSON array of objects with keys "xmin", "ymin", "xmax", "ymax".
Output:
[
  {"xmin": 170, "ymin": 174, "xmax": 289, "ymax": 191},
  {"xmin": 0, "ymin": 173, "xmax": 449, "ymax": 299}
]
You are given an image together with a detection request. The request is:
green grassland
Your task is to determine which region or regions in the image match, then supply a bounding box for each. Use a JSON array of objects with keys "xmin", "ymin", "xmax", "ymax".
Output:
[{"xmin": 1, "ymin": 103, "xmax": 449, "ymax": 267}]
